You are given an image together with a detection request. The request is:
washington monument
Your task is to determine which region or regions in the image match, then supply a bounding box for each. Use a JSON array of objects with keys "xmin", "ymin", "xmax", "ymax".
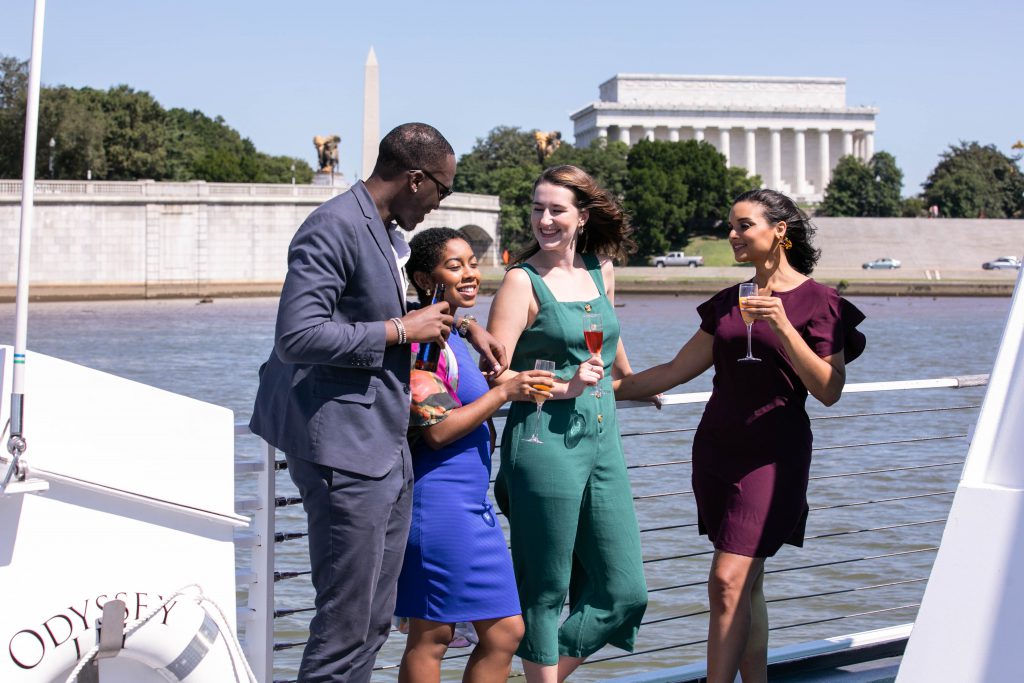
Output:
[{"xmin": 361, "ymin": 47, "xmax": 380, "ymax": 180}]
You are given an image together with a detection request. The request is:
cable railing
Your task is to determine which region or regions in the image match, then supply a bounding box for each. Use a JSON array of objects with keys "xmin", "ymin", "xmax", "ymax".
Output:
[{"xmin": 231, "ymin": 374, "xmax": 985, "ymax": 683}]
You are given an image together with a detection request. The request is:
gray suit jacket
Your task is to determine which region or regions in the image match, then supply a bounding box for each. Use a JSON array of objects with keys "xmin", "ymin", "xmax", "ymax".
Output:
[{"xmin": 249, "ymin": 181, "xmax": 411, "ymax": 477}]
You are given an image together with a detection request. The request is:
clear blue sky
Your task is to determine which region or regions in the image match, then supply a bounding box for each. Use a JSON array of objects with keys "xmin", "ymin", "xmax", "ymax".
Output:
[{"xmin": 1, "ymin": 0, "xmax": 1021, "ymax": 193}]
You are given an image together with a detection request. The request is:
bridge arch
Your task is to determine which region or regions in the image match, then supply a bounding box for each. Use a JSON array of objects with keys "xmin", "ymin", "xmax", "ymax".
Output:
[{"xmin": 457, "ymin": 224, "xmax": 495, "ymax": 263}]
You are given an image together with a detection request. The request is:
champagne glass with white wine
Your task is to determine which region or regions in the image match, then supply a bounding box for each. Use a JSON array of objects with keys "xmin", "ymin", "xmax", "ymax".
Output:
[
  {"xmin": 522, "ymin": 359, "xmax": 556, "ymax": 444},
  {"xmin": 737, "ymin": 282, "xmax": 761, "ymax": 363}
]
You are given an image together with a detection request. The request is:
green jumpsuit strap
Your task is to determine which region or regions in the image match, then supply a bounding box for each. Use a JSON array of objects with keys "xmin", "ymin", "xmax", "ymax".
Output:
[{"xmin": 513, "ymin": 262, "xmax": 557, "ymax": 306}]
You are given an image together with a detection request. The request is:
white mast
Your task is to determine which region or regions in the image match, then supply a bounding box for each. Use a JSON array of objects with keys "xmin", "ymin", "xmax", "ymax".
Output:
[{"xmin": 1, "ymin": 0, "xmax": 46, "ymax": 493}]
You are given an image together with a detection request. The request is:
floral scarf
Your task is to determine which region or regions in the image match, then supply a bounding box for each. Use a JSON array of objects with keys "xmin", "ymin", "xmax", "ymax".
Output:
[{"xmin": 409, "ymin": 337, "xmax": 461, "ymax": 431}]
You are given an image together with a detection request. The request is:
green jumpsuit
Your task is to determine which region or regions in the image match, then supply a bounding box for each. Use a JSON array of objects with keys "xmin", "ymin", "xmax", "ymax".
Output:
[{"xmin": 495, "ymin": 254, "xmax": 648, "ymax": 665}]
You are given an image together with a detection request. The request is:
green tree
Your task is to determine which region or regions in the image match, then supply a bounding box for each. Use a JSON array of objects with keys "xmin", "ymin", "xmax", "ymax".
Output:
[
  {"xmin": 922, "ymin": 141, "xmax": 1024, "ymax": 218},
  {"xmin": 624, "ymin": 139, "xmax": 751, "ymax": 259},
  {"xmin": 0, "ymin": 54, "xmax": 313, "ymax": 183},
  {"xmin": 0, "ymin": 55, "xmax": 28, "ymax": 178},
  {"xmin": 869, "ymin": 151, "xmax": 903, "ymax": 216},
  {"xmin": 725, "ymin": 166, "xmax": 763, "ymax": 205},
  {"xmin": 38, "ymin": 87, "xmax": 108, "ymax": 179},
  {"xmin": 453, "ymin": 126, "xmax": 542, "ymax": 253},
  {"xmin": 820, "ymin": 151, "xmax": 904, "ymax": 217},
  {"xmin": 820, "ymin": 156, "xmax": 875, "ymax": 216},
  {"xmin": 548, "ymin": 138, "xmax": 631, "ymax": 200}
]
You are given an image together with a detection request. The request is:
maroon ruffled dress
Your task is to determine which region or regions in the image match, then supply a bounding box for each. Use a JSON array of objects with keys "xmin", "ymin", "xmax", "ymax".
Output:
[{"xmin": 693, "ymin": 279, "xmax": 866, "ymax": 558}]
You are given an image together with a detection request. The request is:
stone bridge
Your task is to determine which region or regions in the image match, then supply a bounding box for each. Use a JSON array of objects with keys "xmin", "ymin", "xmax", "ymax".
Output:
[{"xmin": 0, "ymin": 180, "xmax": 501, "ymax": 299}]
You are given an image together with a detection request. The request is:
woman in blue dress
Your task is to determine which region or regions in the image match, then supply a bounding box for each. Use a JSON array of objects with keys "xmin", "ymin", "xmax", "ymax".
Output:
[{"xmin": 396, "ymin": 228, "xmax": 554, "ymax": 683}]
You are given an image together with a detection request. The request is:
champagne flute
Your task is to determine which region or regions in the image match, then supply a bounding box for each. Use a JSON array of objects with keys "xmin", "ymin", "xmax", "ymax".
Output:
[
  {"xmin": 737, "ymin": 282, "xmax": 761, "ymax": 363},
  {"xmin": 582, "ymin": 312, "xmax": 604, "ymax": 398},
  {"xmin": 522, "ymin": 359, "xmax": 556, "ymax": 444}
]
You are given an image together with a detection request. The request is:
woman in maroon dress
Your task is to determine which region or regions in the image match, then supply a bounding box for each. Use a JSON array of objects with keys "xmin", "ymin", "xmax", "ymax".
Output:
[{"xmin": 615, "ymin": 189, "xmax": 865, "ymax": 683}]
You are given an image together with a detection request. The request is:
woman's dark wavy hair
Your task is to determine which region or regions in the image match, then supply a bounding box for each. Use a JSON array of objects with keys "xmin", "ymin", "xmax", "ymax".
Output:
[
  {"xmin": 513, "ymin": 165, "xmax": 636, "ymax": 266},
  {"xmin": 406, "ymin": 227, "xmax": 469, "ymax": 305},
  {"xmin": 733, "ymin": 188, "xmax": 821, "ymax": 275}
]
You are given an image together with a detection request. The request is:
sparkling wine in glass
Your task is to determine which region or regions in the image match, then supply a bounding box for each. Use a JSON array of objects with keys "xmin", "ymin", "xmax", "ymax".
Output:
[
  {"xmin": 582, "ymin": 312, "xmax": 604, "ymax": 397},
  {"xmin": 737, "ymin": 282, "xmax": 761, "ymax": 363},
  {"xmin": 523, "ymin": 359, "xmax": 556, "ymax": 444}
]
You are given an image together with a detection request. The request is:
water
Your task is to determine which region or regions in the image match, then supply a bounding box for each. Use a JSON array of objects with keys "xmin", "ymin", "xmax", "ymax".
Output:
[{"xmin": 0, "ymin": 293, "xmax": 1011, "ymax": 681}]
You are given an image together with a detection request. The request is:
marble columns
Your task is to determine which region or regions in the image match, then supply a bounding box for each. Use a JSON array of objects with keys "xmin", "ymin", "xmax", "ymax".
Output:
[{"xmin": 819, "ymin": 130, "xmax": 830, "ymax": 190}]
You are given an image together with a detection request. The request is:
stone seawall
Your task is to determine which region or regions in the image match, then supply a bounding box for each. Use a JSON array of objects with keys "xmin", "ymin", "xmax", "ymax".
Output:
[
  {"xmin": 0, "ymin": 180, "xmax": 501, "ymax": 299},
  {"xmin": 0, "ymin": 183, "xmax": 1018, "ymax": 301}
]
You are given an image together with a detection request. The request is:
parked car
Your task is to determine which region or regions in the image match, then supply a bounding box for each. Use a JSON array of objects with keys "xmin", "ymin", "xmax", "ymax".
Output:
[
  {"xmin": 982, "ymin": 256, "xmax": 1021, "ymax": 270},
  {"xmin": 650, "ymin": 251, "xmax": 704, "ymax": 268},
  {"xmin": 862, "ymin": 257, "xmax": 901, "ymax": 270}
]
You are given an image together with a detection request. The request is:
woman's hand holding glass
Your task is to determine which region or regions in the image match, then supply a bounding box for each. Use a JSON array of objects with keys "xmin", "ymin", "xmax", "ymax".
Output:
[
  {"xmin": 739, "ymin": 292, "xmax": 791, "ymax": 332},
  {"xmin": 522, "ymin": 360, "xmax": 557, "ymax": 444},
  {"xmin": 503, "ymin": 369, "xmax": 554, "ymax": 403},
  {"xmin": 567, "ymin": 357, "xmax": 604, "ymax": 398}
]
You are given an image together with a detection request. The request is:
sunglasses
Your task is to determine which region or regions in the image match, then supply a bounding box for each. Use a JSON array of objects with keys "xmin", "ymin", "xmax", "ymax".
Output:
[{"xmin": 418, "ymin": 168, "xmax": 452, "ymax": 201}]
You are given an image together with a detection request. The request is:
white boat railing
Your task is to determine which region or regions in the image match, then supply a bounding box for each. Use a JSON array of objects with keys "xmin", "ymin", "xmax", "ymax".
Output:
[{"xmin": 232, "ymin": 373, "xmax": 987, "ymax": 683}]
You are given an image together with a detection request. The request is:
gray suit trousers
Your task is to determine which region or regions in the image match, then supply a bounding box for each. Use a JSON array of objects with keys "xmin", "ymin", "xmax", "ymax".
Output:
[{"xmin": 286, "ymin": 449, "xmax": 413, "ymax": 682}]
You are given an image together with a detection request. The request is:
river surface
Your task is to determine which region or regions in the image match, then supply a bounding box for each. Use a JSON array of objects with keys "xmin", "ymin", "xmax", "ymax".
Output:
[{"xmin": 0, "ymin": 293, "xmax": 1012, "ymax": 681}]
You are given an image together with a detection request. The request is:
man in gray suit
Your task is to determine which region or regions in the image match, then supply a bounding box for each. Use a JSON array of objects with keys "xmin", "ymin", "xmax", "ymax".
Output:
[{"xmin": 250, "ymin": 123, "xmax": 503, "ymax": 682}]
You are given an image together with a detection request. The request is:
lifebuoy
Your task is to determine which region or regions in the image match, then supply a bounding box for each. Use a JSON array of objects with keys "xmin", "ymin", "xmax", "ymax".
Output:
[{"xmin": 58, "ymin": 587, "xmax": 255, "ymax": 683}]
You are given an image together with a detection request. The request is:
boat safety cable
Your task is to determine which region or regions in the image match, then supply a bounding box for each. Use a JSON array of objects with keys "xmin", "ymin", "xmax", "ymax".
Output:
[
  {"xmin": 809, "ymin": 461, "xmax": 963, "ymax": 481},
  {"xmin": 626, "ymin": 457, "xmax": 693, "ymax": 470},
  {"xmin": 802, "ymin": 517, "xmax": 946, "ymax": 542},
  {"xmin": 574, "ymin": 635, "xmax": 711, "ymax": 667},
  {"xmin": 620, "ymin": 426, "xmax": 699, "ymax": 438},
  {"xmin": 768, "ymin": 603, "xmax": 920, "ymax": 633},
  {"xmin": 811, "ymin": 489, "xmax": 955, "ymax": 513},
  {"xmin": 632, "ymin": 488, "xmax": 693, "ymax": 501},
  {"xmin": 646, "ymin": 547, "xmax": 938, "ymax": 595},
  {"xmin": 630, "ymin": 457, "xmax": 960, "ymax": 502},
  {"xmin": 63, "ymin": 584, "xmax": 257, "ymax": 683},
  {"xmin": 274, "ymin": 569, "xmax": 312, "ymax": 582},
  {"xmin": 641, "ymin": 607, "xmax": 711, "ymax": 627},
  {"xmin": 640, "ymin": 577, "xmax": 928, "ymax": 629},
  {"xmin": 766, "ymin": 577, "xmax": 928, "ymax": 606},
  {"xmin": 639, "ymin": 521, "xmax": 693, "ymax": 534},
  {"xmin": 813, "ymin": 432, "xmax": 967, "ymax": 452},
  {"xmin": 766, "ymin": 546, "xmax": 939, "ymax": 578},
  {"xmin": 809, "ymin": 403, "xmax": 981, "ymax": 422},
  {"xmin": 641, "ymin": 518, "xmax": 945, "ymax": 567}
]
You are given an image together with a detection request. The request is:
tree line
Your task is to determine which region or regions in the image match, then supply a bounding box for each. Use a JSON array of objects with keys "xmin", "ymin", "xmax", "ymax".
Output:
[
  {"xmin": 820, "ymin": 142, "xmax": 1024, "ymax": 219},
  {"xmin": 456, "ymin": 127, "xmax": 1024, "ymax": 262},
  {"xmin": 0, "ymin": 55, "xmax": 313, "ymax": 184},
  {"xmin": 453, "ymin": 126, "xmax": 761, "ymax": 259}
]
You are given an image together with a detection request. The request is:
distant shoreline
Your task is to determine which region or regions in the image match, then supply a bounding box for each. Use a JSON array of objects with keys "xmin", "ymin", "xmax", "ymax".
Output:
[{"xmin": 0, "ymin": 269, "xmax": 1015, "ymax": 303}]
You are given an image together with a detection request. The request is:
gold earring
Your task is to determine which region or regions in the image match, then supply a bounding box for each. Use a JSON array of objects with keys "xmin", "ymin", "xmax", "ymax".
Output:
[{"xmin": 782, "ymin": 236, "xmax": 793, "ymax": 250}]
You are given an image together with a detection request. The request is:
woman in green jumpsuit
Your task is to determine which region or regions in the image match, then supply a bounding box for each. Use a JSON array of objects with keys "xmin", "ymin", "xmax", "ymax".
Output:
[{"xmin": 487, "ymin": 165, "xmax": 649, "ymax": 682}]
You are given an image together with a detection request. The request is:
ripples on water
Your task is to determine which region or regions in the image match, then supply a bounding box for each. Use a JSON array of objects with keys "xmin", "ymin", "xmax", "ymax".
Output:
[{"xmin": 0, "ymin": 293, "xmax": 1011, "ymax": 680}]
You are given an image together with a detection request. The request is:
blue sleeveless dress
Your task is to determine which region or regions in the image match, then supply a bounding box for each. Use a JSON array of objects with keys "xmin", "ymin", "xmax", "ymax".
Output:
[{"xmin": 395, "ymin": 331, "xmax": 520, "ymax": 622}]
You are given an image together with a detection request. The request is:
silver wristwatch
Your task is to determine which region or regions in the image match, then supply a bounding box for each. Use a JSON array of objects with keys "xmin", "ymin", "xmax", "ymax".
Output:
[{"xmin": 457, "ymin": 315, "xmax": 477, "ymax": 335}]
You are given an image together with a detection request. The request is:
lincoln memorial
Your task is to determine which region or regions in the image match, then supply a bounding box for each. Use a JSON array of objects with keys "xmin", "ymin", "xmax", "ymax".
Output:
[{"xmin": 570, "ymin": 73, "xmax": 878, "ymax": 202}]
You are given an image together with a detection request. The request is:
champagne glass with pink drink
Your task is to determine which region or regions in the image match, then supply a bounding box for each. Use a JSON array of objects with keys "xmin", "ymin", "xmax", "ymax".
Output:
[{"xmin": 583, "ymin": 312, "xmax": 604, "ymax": 397}]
